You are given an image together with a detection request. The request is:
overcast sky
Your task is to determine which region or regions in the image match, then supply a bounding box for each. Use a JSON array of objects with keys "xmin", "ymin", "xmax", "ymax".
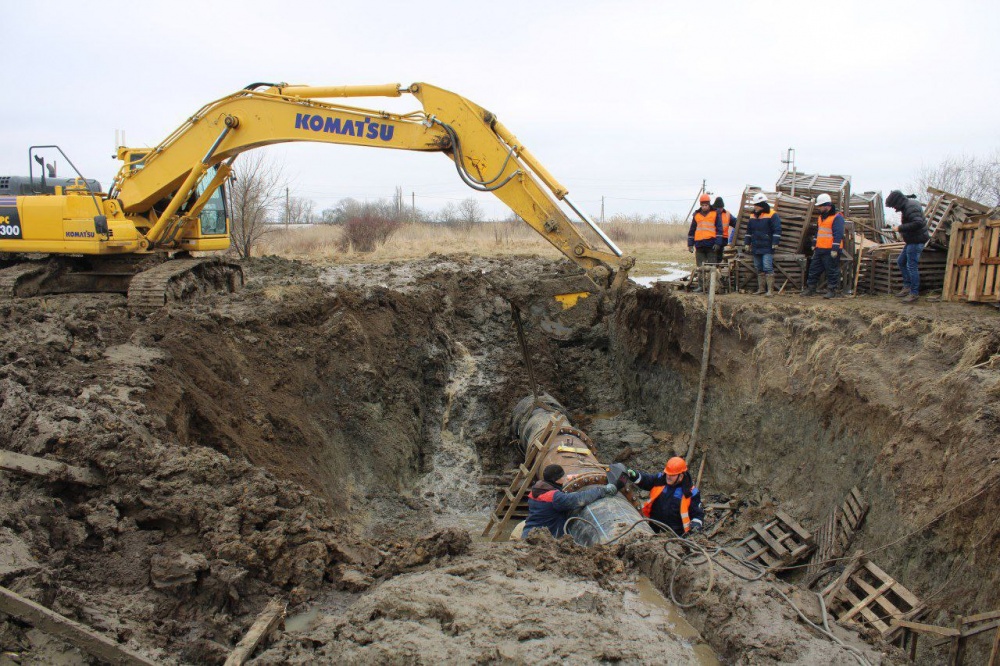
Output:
[{"xmin": 3, "ymin": 0, "xmax": 997, "ymax": 222}]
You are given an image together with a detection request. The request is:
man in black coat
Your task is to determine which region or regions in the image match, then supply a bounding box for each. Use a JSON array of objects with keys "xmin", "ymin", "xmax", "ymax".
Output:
[{"xmin": 886, "ymin": 190, "xmax": 929, "ymax": 303}]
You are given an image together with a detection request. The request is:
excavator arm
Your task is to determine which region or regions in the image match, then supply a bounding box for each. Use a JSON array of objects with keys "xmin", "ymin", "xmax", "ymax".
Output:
[{"xmin": 110, "ymin": 82, "xmax": 633, "ymax": 284}]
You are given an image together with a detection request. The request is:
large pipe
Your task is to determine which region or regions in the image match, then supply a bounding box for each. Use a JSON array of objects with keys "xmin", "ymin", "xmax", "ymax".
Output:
[{"xmin": 510, "ymin": 394, "xmax": 653, "ymax": 546}]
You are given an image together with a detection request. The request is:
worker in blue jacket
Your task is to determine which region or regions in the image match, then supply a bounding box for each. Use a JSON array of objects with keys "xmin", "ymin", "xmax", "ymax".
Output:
[
  {"xmin": 627, "ymin": 456, "xmax": 704, "ymax": 536},
  {"xmin": 802, "ymin": 193, "xmax": 846, "ymax": 299},
  {"xmin": 523, "ymin": 464, "xmax": 617, "ymax": 538},
  {"xmin": 743, "ymin": 192, "xmax": 782, "ymax": 297}
]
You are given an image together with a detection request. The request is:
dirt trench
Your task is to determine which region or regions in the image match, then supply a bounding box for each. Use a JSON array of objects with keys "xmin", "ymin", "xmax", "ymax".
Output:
[{"xmin": 0, "ymin": 254, "xmax": 996, "ymax": 664}]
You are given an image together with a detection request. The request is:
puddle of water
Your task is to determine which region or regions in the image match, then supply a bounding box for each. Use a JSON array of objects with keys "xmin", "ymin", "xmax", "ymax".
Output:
[
  {"xmin": 624, "ymin": 576, "xmax": 720, "ymax": 665},
  {"xmin": 632, "ymin": 263, "xmax": 691, "ymax": 288},
  {"xmin": 285, "ymin": 606, "xmax": 322, "ymax": 633}
]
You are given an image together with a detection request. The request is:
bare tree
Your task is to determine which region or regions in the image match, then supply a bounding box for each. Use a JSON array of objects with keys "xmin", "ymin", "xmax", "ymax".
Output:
[
  {"xmin": 228, "ymin": 154, "xmax": 284, "ymax": 259},
  {"xmin": 457, "ymin": 197, "xmax": 484, "ymax": 229},
  {"xmin": 285, "ymin": 196, "xmax": 317, "ymax": 224},
  {"xmin": 910, "ymin": 150, "xmax": 1000, "ymax": 205}
]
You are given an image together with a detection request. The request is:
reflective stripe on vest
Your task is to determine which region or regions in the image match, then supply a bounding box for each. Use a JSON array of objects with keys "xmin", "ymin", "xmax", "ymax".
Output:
[
  {"xmin": 816, "ymin": 213, "xmax": 837, "ymax": 249},
  {"xmin": 693, "ymin": 211, "xmax": 718, "ymax": 241}
]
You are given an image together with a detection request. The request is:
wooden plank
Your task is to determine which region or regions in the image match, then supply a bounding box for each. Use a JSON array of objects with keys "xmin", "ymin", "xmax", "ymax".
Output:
[
  {"xmin": 892, "ymin": 619, "xmax": 961, "ymax": 637},
  {"xmin": 775, "ymin": 509, "xmax": 811, "ymax": 541},
  {"xmin": 0, "ymin": 585, "xmax": 155, "ymax": 666},
  {"xmin": 0, "ymin": 449, "xmax": 104, "ymax": 486},
  {"xmin": 824, "ymin": 550, "xmax": 863, "ymax": 606},
  {"xmin": 963, "ymin": 619, "xmax": 1000, "ymax": 639},
  {"xmin": 224, "ymin": 598, "xmax": 286, "ymax": 666},
  {"xmin": 839, "ymin": 580, "xmax": 894, "ymax": 624},
  {"xmin": 753, "ymin": 523, "xmax": 789, "ymax": 556},
  {"xmin": 988, "ymin": 624, "xmax": 1000, "ymax": 666},
  {"xmin": 863, "ymin": 560, "xmax": 921, "ymax": 608},
  {"xmin": 837, "ymin": 584, "xmax": 890, "ymax": 633},
  {"xmin": 852, "ymin": 569, "xmax": 907, "ymax": 620}
]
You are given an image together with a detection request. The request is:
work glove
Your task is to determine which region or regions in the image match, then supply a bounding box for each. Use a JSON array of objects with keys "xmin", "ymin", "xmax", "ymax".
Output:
[
  {"xmin": 626, "ymin": 469, "xmax": 639, "ymax": 482},
  {"xmin": 603, "ymin": 483, "xmax": 618, "ymax": 497},
  {"xmin": 689, "ymin": 518, "xmax": 704, "ymax": 532},
  {"xmin": 743, "ymin": 244, "xmax": 751, "ymax": 253},
  {"xmin": 687, "ymin": 246, "xmax": 694, "ymax": 253},
  {"xmin": 831, "ymin": 250, "xmax": 839, "ymax": 259},
  {"xmin": 712, "ymin": 243, "xmax": 721, "ymax": 252}
]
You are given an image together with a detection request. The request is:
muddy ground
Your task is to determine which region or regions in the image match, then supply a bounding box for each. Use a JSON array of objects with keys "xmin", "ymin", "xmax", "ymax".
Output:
[{"xmin": 0, "ymin": 253, "xmax": 997, "ymax": 664}]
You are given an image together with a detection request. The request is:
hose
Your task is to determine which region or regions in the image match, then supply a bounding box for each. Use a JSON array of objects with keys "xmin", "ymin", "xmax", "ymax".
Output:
[
  {"xmin": 773, "ymin": 587, "xmax": 873, "ymax": 666},
  {"xmin": 430, "ymin": 119, "xmax": 522, "ymax": 192}
]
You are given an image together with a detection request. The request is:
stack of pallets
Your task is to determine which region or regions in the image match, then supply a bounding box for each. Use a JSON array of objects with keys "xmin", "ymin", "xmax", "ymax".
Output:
[
  {"xmin": 776, "ymin": 172, "xmax": 851, "ymax": 213},
  {"xmin": 850, "ymin": 191, "xmax": 893, "ymax": 244},
  {"xmin": 943, "ymin": 213, "xmax": 1000, "ymax": 303},
  {"xmin": 855, "ymin": 244, "xmax": 949, "ymax": 294},
  {"xmin": 732, "ymin": 187, "xmax": 814, "ymax": 255},
  {"xmin": 924, "ymin": 188, "xmax": 992, "ymax": 250}
]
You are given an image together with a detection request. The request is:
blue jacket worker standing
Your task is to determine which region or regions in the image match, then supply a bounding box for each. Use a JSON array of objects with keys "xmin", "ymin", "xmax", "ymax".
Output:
[
  {"xmin": 627, "ymin": 457, "xmax": 704, "ymax": 536},
  {"xmin": 523, "ymin": 464, "xmax": 617, "ymax": 538},
  {"xmin": 802, "ymin": 193, "xmax": 846, "ymax": 299},
  {"xmin": 886, "ymin": 190, "xmax": 929, "ymax": 303},
  {"xmin": 688, "ymin": 193, "xmax": 725, "ymax": 291},
  {"xmin": 743, "ymin": 192, "xmax": 782, "ymax": 297}
]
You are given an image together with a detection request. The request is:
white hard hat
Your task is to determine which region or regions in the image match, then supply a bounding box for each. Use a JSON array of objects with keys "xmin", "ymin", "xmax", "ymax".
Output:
[
  {"xmin": 816, "ymin": 193, "xmax": 833, "ymax": 206},
  {"xmin": 750, "ymin": 192, "xmax": 768, "ymax": 205}
]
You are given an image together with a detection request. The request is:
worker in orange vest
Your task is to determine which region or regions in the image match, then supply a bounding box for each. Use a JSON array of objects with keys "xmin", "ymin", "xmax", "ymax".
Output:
[
  {"xmin": 802, "ymin": 193, "xmax": 846, "ymax": 298},
  {"xmin": 713, "ymin": 197, "xmax": 736, "ymax": 263},
  {"xmin": 626, "ymin": 457, "xmax": 703, "ymax": 536},
  {"xmin": 687, "ymin": 194, "xmax": 724, "ymax": 291}
]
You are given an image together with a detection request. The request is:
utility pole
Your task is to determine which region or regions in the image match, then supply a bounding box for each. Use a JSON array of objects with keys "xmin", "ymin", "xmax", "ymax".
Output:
[
  {"xmin": 685, "ymin": 179, "xmax": 706, "ymax": 222},
  {"xmin": 781, "ymin": 148, "xmax": 797, "ymax": 196},
  {"xmin": 285, "ymin": 187, "xmax": 290, "ymax": 230},
  {"xmin": 412, "ymin": 192, "xmax": 416, "ymax": 224},
  {"xmin": 601, "ymin": 196, "xmax": 605, "ymax": 224}
]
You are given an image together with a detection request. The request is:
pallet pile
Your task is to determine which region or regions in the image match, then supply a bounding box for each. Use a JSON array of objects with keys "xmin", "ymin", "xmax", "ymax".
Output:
[
  {"xmin": 850, "ymin": 191, "xmax": 893, "ymax": 244},
  {"xmin": 855, "ymin": 244, "xmax": 949, "ymax": 295},
  {"xmin": 732, "ymin": 187, "xmax": 814, "ymax": 255},
  {"xmin": 730, "ymin": 254, "xmax": 806, "ymax": 293},
  {"xmin": 943, "ymin": 213, "xmax": 1000, "ymax": 303},
  {"xmin": 924, "ymin": 187, "xmax": 992, "ymax": 250},
  {"xmin": 776, "ymin": 171, "xmax": 851, "ymax": 213}
]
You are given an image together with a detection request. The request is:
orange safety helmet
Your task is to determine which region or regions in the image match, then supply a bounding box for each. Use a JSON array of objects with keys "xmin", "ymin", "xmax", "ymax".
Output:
[
  {"xmin": 699, "ymin": 194, "xmax": 711, "ymax": 204},
  {"xmin": 664, "ymin": 456, "xmax": 688, "ymax": 475}
]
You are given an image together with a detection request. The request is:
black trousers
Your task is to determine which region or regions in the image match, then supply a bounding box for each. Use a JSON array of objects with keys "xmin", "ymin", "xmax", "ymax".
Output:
[{"xmin": 807, "ymin": 248, "xmax": 840, "ymax": 290}]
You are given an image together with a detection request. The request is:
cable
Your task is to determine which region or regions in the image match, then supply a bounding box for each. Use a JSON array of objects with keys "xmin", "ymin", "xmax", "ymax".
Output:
[{"xmin": 774, "ymin": 588, "xmax": 873, "ymax": 666}]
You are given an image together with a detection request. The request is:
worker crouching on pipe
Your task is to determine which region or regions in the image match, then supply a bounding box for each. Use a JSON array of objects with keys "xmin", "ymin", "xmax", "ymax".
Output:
[
  {"xmin": 523, "ymin": 464, "xmax": 618, "ymax": 538},
  {"xmin": 627, "ymin": 457, "xmax": 704, "ymax": 536}
]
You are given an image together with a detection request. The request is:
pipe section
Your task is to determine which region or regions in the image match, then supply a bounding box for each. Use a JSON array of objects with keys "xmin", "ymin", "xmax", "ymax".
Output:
[{"xmin": 510, "ymin": 394, "xmax": 652, "ymax": 545}]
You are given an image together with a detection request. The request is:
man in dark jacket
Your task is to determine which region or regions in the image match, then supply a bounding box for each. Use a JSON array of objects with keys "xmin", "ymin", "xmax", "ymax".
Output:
[
  {"xmin": 688, "ymin": 194, "xmax": 724, "ymax": 291},
  {"xmin": 743, "ymin": 192, "xmax": 782, "ymax": 296},
  {"xmin": 886, "ymin": 190, "xmax": 929, "ymax": 303},
  {"xmin": 713, "ymin": 197, "xmax": 736, "ymax": 263},
  {"xmin": 626, "ymin": 456, "xmax": 704, "ymax": 536},
  {"xmin": 802, "ymin": 193, "xmax": 846, "ymax": 299},
  {"xmin": 523, "ymin": 464, "xmax": 617, "ymax": 538}
]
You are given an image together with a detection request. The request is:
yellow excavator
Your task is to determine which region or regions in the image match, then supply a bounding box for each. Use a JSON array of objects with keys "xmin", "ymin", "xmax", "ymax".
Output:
[{"xmin": 0, "ymin": 82, "xmax": 633, "ymax": 310}]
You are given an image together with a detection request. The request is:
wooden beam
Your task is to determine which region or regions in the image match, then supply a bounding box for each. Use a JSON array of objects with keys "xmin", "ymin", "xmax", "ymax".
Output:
[
  {"xmin": 0, "ymin": 585, "xmax": 155, "ymax": 666},
  {"xmin": 223, "ymin": 598, "xmax": 286, "ymax": 666},
  {"xmin": 0, "ymin": 449, "xmax": 103, "ymax": 486},
  {"xmin": 988, "ymin": 624, "xmax": 1000, "ymax": 666},
  {"xmin": 824, "ymin": 550, "xmax": 863, "ymax": 606},
  {"xmin": 892, "ymin": 619, "xmax": 961, "ymax": 638}
]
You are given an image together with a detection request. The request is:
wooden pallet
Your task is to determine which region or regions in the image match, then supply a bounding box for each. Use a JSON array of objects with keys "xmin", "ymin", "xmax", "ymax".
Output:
[
  {"xmin": 732, "ymin": 188, "xmax": 815, "ymax": 256},
  {"xmin": 806, "ymin": 487, "xmax": 869, "ymax": 580},
  {"xmin": 893, "ymin": 609, "xmax": 1000, "ymax": 665},
  {"xmin": 731, "ymin": 510, "xmax": 815, "ymax": 571},
  {"xmin": 776, "ymin": 172, "xmax": 851, "ymax": 214},
  {"xmin": 943, "ymin": 215, "xmax": 1000, "ymax": 303},
  {"xmin": 823, "ymin": 554, "xmax": 924, "ymax": 642},
  {"xmin": 731, "ymin": 254, "xmax": 807, "ymax": 293},
  {"xmin": 855, "ymin": 247, "xmax": 948, "ymax": 294},
  {"xmin": 481, "ymin": 413, "xmax": 565, "ymax": 541},
  {"xmin": 850, "ymin": 191, "xmax": 891, "ymax": 244},
  {"xmin": 924, "ymin": 187, "xmax": 991, "ymax": 250}
]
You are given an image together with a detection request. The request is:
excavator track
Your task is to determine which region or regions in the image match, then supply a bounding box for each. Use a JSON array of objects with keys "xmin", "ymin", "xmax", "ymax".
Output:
[
  {"xmin": 0, "ymin": 262, "xmax": 53, "ymax": 299},
  {"xmin": 127, "ymin": 257, "xmax": 244, "ymax": 313}
]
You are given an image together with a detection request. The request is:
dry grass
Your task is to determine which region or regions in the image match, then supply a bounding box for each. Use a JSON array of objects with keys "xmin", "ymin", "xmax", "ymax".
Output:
[{"xmin": 256, "ymin": 221, "xmax": 694, "ymax": 276}]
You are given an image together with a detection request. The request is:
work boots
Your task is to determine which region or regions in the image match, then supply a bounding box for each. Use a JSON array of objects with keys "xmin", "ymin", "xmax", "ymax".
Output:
[
  {"xmin": 801, "ymin": 285, "xmax": 817, "ymax": 297},
  {"xmin": 753, "ymin": 275, "xmax": 766, "ymax": 295},
  {"xmin": 895, "ymin": 287, "xmax": 910, "ymax": 298},
  {"xmin": 901, "ymin": 293, "xmax": 919, "ymax": 303},
  {"xmin": 824, "ymin": 289, "xmax": 838, "ymax": 299},
  {"xmin": 765, "ymin": 275, "xmax": 775, "ymax": 297}
]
